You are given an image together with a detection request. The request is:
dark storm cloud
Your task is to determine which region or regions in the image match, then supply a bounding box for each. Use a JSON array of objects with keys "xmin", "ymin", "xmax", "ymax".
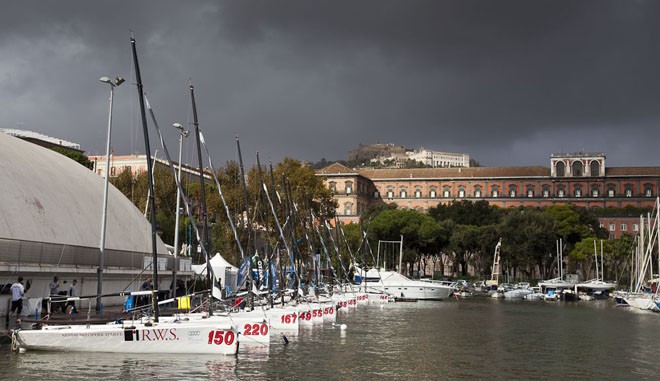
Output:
[{"xmin": 1, "ymin": 1, "xmax": 660, "ymax": 168}]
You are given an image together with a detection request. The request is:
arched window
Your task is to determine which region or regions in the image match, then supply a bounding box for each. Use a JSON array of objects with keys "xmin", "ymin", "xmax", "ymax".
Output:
[
  {"xmin": 556, "ymin": 161, "xmax": 565, "ymax": 177},
  {"xmin": 443, "ymin": 186, "xmax": 451, "ymax": 198},
  {"xmin": 414, "ymin": 187, "xmax": 421, "ymax": 198},
  {"xmin": 574, "ymin": 185, "xmax": 582, "ymax": 197},
  {"xmin": 624, "ymin": 184, "xmax": 633, "ymax": 197},
  {"xmin": 526, "ymin": 185, "xmax": 534, "ymax": 198},
  {"xmin": 557, "ymin": 185, "xmax": 565, "ymax": 198},
  {"xmin": 387, "ymin": 187, "xmax": 394, "ymax": 199},
  {"xmin": 607, "ymin": 184, "xmax": 616, "ymax": 197},
  {"xmin": 645, "ymin": 183, "xmax": 653, "ymax": 197},
  {"xmin": 542, "ymin": 185, "xmax": 550, "ymax": 197},
  {"xmin": 458, "ymin": 186, "xmax": 465, "ymax": 198},
  {"xmin": 329, "ymin": 181, "xmax": 337, "ymax": 192},
  {"xmin": 400, "ymin": 187, "xmax": 407, "ymax": 198},
  {"xmin": 344, "ymin": 202, "xmax": 353, "ymax": 216},
  {"xmin": 345, "ymin": 181, "xmax": 353, "ymax": 194},
  {"xmin": 590, "ymin": 161, "xmax": 600, "ymax": 177},
  {"xmin": 509, "ymin": 185, "xmax": 517, "ymax": 197},
  {"xmin": 474, "ymin": 185, "xmax": 482, "ymax": 198},
  {"xmin": 572, "ymin": 161, "xmax": 583, "ymax": 177},
  {"xmin": 491, "ymin": 185, "xmax": 499, "ymax": 198},
  {"xmin": 591, "ymin": 185, "xmax": 599, "ymax": 197},
  {"xmin": 429, "ymin": 186, "xmax": 437, "ymax": 198}
]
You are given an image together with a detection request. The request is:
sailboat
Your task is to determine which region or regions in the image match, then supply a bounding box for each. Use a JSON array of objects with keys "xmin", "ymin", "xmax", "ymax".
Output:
[
  {"xmin": 619, "ymin": 199, "xmax": 660, "ymax": 311},
  {"xmin": 352, "ymin": 236, "xmax": 453, "ymax": 301},
  {"xmin": 12, "ymin": 35, "xmax": 238, "ymax": 355},
  {"xmin": 576, "ymin": 240, "xmax": 616, "ymax": 300},
  {"xmin": 538, "ymin": 239, "xmax": 577, "ymax": 300}
]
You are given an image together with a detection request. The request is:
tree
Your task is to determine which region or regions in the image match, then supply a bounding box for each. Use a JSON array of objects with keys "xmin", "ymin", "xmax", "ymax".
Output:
[
  {"xmin": 498, "ymin": 208, "xmax": 557, "ymax": 280},
  {"xmin": 367, "ymin": 209, "xmax": 441, "ymax": 276},
  {"xmin": 429, "ymin": 200, "xmax": 501, "ymax": 227},
  {"xmin": 51, "ymin": 147, "xmax": 94, "ymax": 169}
]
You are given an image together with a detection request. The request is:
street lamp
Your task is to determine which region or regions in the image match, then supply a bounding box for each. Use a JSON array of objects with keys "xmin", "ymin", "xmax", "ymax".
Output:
[
  {"xmin": 171, "ymin": 122, "xmax": 189, "ymax": 299},
  {"xmin": 97, "ymin": 76, "xmax": 124, "ymax": 314}
]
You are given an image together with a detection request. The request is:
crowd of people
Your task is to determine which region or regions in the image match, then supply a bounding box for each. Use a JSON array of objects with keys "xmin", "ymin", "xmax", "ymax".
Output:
[{"xmin": 7, "ymin": 275, "xmax": 80, "ymax": 323}]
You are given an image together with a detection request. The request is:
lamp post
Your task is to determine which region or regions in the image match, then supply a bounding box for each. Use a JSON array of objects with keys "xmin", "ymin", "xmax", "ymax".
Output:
[
  {"xmin": 171, "ymin": 122, "xmax": 189, "ymax": 300},
  {"xmin": 97, "ymin": 76, "xmax": 125, "ymax": 314}
]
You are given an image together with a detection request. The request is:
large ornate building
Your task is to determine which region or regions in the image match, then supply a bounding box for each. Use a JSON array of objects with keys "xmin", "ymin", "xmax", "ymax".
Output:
[{"xmin": 317, "ymin": 152, "xmax": 660, "ymax": 238}]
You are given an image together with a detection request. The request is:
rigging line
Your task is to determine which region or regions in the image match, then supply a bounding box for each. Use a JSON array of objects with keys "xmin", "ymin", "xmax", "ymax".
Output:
[
  {"xmin": 198, "ymin": 130, "xmax": 245, "ymax": 259},
  {"xmin": 143, "ymin": 95, "xmax": 212, "ymax": 278}
]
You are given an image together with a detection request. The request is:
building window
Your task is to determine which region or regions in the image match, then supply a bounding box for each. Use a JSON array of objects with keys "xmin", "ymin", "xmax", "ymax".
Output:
[
  {"xmin": 345, "ymin": 181, "xmax": 353, "ymax": 195},
  {"xmin": 474, "ymin": 186, "xmax": 482, "ymax": 198},
  {"xmin": 415, "ymin": 188, "xmax": 421, "ymax": 198},
  {"xmin": 400, "ymin": 188, "xmax": 407, "ymax": 198},
  {"xmin": 374, "ymin": 190, "xmax": 380, "ymax": 198},
  {"xmin": 574, "ymin": 186, "xmax": 582, "ymax": 198},
  {"xmin": 592, "ymin": 187, "xmax": 599, "ymax": 197},
  {"xmin": 387, "ymin": 187, "xmax": 394, "ymax": 199},
  {"xmin": 572, "ymin": 161, "xmax": 583, "ymax": 177},
  {"xmin": 590, "ymin": 161, "xmax": 600, "ymax": 177},
  {"xmin": 329, "ymin": 181, "xmax": 337, "ymax": 192},
  {"xmin": 624, "ymin": 184, "xmax": 633, "ymax": 197},
  {"xmin": 492, "ymin": 186, "xmax": 499, "ymax": 198},
  {"xmin": 556, "ymin": 161, "xmax": 565, "ymax": 177},
  {"xmin": 633, "ymin": 223, "xmax": 639, "ymax": 232},
  {"xmin": 607, "ymin": 185, "xmax": 615, "ymax": 197},
  {"xmin": 609, "ymin": 223, "xmax": 616, "ymax": 232},
  {"xmin": 621, "ymin": 223, "xmax": 627, "ymax": 232},
  {"xmin": 509, "ymin": 185, "xmax": 517, "ymax": 198},
  {"xmin": 458, "ymin": 187, "xmax": 465, "ymax": 198},
  {"xmin": 443, "ymin": 186, "xmax": 451, "ymax": 198},
  {"xmin": 557, "ymin": 186, "xmax": 565, "ymax": 198},
  {"xmin": 430, "ymin": 188, "xmax": 436, "ymax": 198},
  {"xmin": 344, "ymin": 202, "xmax": 353, "ymax": 216},
  {"xmin": 542, "ymin": 185, "xmax": 549, "ymax": 198},
  {"xmin": 645, "ymin": 184, "xmax": 653, "ymax": 197},
  {"xmin": 526, "ymin": 186, "xmax": 534, "ymax": 198}
]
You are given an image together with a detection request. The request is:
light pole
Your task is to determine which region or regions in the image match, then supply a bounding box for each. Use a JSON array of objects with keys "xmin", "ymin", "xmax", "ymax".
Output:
[
  {"xmin": 97, "ymin": 76, "xmax": 125, "ymax": 314},
  {"xmin": 171, "ymin": 122, "xmax": 189, "ymax": 300}
]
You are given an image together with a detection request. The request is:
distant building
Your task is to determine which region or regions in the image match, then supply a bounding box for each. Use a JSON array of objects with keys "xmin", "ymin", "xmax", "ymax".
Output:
[
  {"xmin": 406, "ymin": 148, "xmax": 470, "ymax": 168},
  {"xmin": 89, "ymin": 154, "xmax": 212, "ymax": 182},
  {"xmin": 317, "ymin": 152, "xmax": 660, "ymax": 235},
  {"xmin": 348, "ymin": 143, "xmax": 410, "ymax": 162}
]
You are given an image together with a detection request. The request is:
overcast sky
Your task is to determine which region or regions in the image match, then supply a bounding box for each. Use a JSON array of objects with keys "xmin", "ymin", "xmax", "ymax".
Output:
[{"xmin": 2, "ymin": 1, "xmax": 660, "ymax": 168}]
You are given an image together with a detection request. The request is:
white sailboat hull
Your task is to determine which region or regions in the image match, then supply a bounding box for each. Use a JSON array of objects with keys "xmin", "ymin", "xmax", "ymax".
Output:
[{"xmin": 15, "ymin": 321, "xmax": 238, "ymax": 355}]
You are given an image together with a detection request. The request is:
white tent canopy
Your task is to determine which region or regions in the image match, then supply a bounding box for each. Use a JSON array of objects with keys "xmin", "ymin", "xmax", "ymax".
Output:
[{"xmin": 192, "ymin": 253, "xmax": 238, "ymax": 290}]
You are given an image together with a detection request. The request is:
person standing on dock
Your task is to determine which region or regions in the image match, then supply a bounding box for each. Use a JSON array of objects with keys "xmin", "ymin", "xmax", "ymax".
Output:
[
  {"xmin": 10, "ymin": 276, "xmax": 25, "ymax": 319},
  {"xmin": 49, "ymin": 276, "xmax": 64, "ymax": 313},
  {"xmin": 66, "ymin": 279, "xmax": 78, "ymax": 313}
]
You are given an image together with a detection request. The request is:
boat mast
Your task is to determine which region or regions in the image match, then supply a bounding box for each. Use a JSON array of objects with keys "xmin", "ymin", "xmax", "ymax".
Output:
[
  {"xmin": 399, "ymin": 234, "xmax": 403, "ymax": 275},
  {"xmin": 172, "ymin": 123, "xmax": 188, "ymax": 299},
  {"xmin": 130, "ymin": 34, "xmax": 160, "ymax": 322},
  {"xmin": 190, "ymin": 83, "xmax": 213, "ymax": 316}
]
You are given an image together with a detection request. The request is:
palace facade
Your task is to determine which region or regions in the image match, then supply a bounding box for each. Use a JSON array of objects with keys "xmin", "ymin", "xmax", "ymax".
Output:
[{"xmin": 316, "ymin": 152, "xmax": 660, "ymax": 238}]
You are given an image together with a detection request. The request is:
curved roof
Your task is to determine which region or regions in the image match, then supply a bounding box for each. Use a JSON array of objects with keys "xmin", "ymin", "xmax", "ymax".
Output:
[{"xmin": 0, "ymin": 132, "xmax": 168, "ymax": 256}]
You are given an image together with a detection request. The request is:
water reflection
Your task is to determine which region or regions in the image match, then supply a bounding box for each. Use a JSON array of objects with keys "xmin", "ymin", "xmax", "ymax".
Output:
[{"xmin": 2, "ymin": 299, "xmax": 660, "ymax": 379}]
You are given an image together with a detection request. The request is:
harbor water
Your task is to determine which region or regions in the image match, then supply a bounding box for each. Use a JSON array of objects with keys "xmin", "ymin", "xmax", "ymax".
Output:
[{"xmin": 1, "ymin": 298, "xmax": 658, "ymax": 380}]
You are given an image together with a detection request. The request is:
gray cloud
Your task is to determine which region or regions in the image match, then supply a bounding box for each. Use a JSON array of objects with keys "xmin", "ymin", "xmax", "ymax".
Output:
[{"xmin": 1, "ymin": 0, "xmax": 659, "ymax": 168}]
